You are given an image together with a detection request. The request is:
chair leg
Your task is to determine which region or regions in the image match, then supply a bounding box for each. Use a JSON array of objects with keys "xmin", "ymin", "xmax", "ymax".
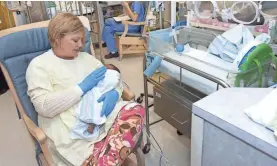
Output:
[
  {"xmin": 40, "ymin": 142, "xmax": 55, "ymax": 166},
  {"xmin": 117, "ymin": 37, "xmax": 123, "ymax": 61},
  {"xmin": 119, "ymin": 44, "xmax": 123, "ymax": 61},
  {"xmin": 123, "ymin": 157, "xmax": 137, "ymax": 166},
  {"xmin": 134, "ymin": 138, "xmax": 145, "ymax": 166},
  {"xmin": 39, "ymin": 154, "xmax": 49, "ymax": 166},
  {"xmin": 135, "ymin": 147, "xmax": 145, "ymax": 166}
]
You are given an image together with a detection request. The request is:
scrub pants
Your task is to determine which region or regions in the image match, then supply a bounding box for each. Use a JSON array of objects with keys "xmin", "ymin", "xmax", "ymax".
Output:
[{"xmin": 102, "ymin": 18, "xmax": 141, "ymax": 53}]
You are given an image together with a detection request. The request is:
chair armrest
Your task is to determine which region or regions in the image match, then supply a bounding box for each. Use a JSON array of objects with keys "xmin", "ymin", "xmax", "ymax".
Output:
[
  {"xmin": 121, "ymin": 21, "xmax": 145, "ymax": 37},
  {"xmin": 23, "ymin": 114, "xmax": 55, "ymax": 165},
  {"xmin": 122, "ymin": 20, "xmax": 145, "ymax": 26},
  {"xmin": 22, "ymin": 114, "xmax": 47, "ymax": 144},
  {"xmin": 122, "ymin": 87, "xmax": 135, "ymax": 101},
  {"xmin": 0, "ymin": 63, "xmax": 54, "ymax": 165}
]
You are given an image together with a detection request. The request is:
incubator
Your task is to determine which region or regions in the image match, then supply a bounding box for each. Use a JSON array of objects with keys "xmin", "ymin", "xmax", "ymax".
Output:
[
  {"xmin": 193, "ymin": 1, "xmax": 263, "ymax": 25},
  {"xmin": 188, "ymin": 1, "xmax": 277, "ymax": 45}
]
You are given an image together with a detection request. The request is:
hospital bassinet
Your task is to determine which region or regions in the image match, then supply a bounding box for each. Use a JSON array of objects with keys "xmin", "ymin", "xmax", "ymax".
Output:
[
  {"xmin": 146, "ymin": 27, "xmax": 277, "ymax": 95},
  {"xmin": 141, "ymin": 27, "xmax": 277, "ymax": 151}
]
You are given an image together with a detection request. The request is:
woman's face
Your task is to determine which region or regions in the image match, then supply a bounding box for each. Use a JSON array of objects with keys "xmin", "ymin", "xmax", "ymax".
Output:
[{"xmin": 56, "ymin": 31, "xmax": 84, "ymax": 59}]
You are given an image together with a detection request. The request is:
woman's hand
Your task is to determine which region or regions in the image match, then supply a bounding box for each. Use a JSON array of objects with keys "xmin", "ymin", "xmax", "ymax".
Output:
[
  {"xmin": 78, "ymin": 66, "xmax": 107, "ymax": 94},
  {"xmin": 121, "ymin": 2, "xmax": 129, "ymax": 8},
  {"xmin": 98, "ymin": 90, "xmax": 119, "ymax": 117}
]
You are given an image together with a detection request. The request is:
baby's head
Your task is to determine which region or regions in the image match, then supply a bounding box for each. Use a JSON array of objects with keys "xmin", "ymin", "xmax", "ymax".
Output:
[{"xmin": 105, "ymin": 64, "xmax": 120, "ymax": 73}]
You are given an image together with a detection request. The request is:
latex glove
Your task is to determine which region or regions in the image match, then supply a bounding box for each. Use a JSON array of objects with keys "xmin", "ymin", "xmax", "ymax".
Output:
[
  {"xmin": 78, "ymin": 66, "xmax": 107, "ymax": 94},
  {"xmin": 98, "ymin": 90, "xmax": 119, "ymax": 117}
]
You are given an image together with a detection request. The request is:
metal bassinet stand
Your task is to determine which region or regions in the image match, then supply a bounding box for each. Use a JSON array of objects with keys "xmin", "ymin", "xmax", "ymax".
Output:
[{"xmin": 140, "ymin": 51, "xmax": 232, "ymax": 154}]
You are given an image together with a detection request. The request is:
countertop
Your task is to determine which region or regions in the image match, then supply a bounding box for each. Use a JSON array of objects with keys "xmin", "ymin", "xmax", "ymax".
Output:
[{"xmin": 193, "ymin": 88, "xmax": 277, "ymax": 159}]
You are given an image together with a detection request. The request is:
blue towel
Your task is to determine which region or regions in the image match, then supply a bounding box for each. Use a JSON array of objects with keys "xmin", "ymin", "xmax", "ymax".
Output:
[{"xmin": 208, "ymin": 24, "xmax": 254, "ymax": 63}]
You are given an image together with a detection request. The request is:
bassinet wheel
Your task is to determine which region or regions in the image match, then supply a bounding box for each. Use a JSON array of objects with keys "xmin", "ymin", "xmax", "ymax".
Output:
[
  {"xmin": 177, "ymin": 130, "xmax": 183, "ymax": 136},
  {"xmin": 136, "ymin": 96, "xmax": 143, "ymax": 103},
  {"xmin": 142, "ymin": 143, "xmax": 151, "ymax": 154}
]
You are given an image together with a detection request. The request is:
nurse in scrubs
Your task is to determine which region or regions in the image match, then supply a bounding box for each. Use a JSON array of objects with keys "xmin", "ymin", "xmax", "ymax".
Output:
[{"xmin": 102, "ymin": 1, "xmax": 145, "ymax": 59}]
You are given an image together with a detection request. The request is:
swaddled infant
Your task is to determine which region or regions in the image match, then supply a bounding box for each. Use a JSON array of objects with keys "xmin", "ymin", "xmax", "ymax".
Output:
[
  {"xmin": 86, "ymin": 64, "xmax": 121, "ymax": 133},
  {"xmin": 70, "ymin": 64, "xmax": 121, "ymax": 141}
]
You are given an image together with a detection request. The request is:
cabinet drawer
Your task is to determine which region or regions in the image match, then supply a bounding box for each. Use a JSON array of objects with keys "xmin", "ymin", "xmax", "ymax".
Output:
[{"xmin": 154, "ymin": 86, "xmax": 192, "ymax": 138}]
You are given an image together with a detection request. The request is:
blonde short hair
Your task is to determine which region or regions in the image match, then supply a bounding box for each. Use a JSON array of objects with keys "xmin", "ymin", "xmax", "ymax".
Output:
[{"xmin": 48, "ymin": 12, "xmax": 85, "ymax": 48}]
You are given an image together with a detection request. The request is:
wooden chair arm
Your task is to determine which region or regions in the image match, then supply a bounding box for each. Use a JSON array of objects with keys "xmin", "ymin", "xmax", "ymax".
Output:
[
  {"xmin": 121, "ymin": 21, "xmax": 145, "ymax": 37},
  {"xmin": 1, "ymin": 63, "xmax": 54, "ymax": 165},
  {"xmin": 22, "ymin": 114, "xmax": 47, "ymax": 144},
  {"xmin": 122, "ymin": 87, "xmax": 135, "ymax": 101},
  {"xmin": 122, "ymin": 20, "xmax": 146, "ymax": 26},
  {"xmin": 23, "ymin": 113, "xmax": 55, "ymax": 165}
]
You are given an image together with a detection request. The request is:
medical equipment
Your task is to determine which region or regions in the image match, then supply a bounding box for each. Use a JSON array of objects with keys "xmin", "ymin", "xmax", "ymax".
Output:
[
  {"xmin": 145, "ymin": 1, "xmax": 165, "ymax": 30},
  {"xmin": 259, "ymin": 1, "xmax": 277, "ymax": 19},
  {"xmin": 170, "ymin": 26, "xmax": 178, "ymax": 44},
  {"xmin": 193, "ymin": 1, "xmax": 219, "ymax": 19},
  {"xmin": 171, "ymin": 1, "xmax": 176, "ymax": 27},
  {"xmin": 144, "ymin": 55, "xmax": 163, "ymax": 78},
  {"xmin": 234, "ymin": 41, "xmax": 269, "ymax": 71},
  {"xmin": 259, "ymin": 1, "xmax": 277, "ymax": 44},
  {"xmin": 153, "ymin": 27, "xmax": 276, "ymax": 90},
  {"xmin": 228, "ymin": 1, "xmax": 261, "ymax": 25},
  {"xmin": 169, "ymin": 25, "xmax": 185, "ymax": 52},
  {"xmin": 193, "ymin": 1, "xmax": 262, "ymax": 25},
  {"xmin": 235, "ymin": 42, "xmax": 277, "ymax": 87},
  {"xmin": 175, "ymin": 43, "xmax": 184, "ymax": 52},
  {"xmin": 146, "ymin": 11, "xmax": 156, "ymax": 28},
  {"xmin": 142, "ymin": 26, "xmax": 277, "ymax": 143},
  {"xmin": 187, "ymin": 1, "xmax": 277, "ymax": 44},
  {"xmin": 153, "ymin": 78, "xmax": 206, "ymax": 138}
]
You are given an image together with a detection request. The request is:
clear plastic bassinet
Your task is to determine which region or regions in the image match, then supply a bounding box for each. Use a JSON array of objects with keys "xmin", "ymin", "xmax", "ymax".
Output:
[{"xmin": 144, "ymin": 27, "xmax": 277, "ymax": 95}]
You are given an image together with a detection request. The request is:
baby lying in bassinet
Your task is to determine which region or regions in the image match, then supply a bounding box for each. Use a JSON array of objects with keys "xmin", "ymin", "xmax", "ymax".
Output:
[{"xmin": 70, "ymin": 64, "xmax": 121, "ymax": 141}]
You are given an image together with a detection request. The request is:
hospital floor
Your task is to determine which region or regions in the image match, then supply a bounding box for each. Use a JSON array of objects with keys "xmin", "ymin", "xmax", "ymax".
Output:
[{"xmin": 0, "ymin": 52, "xmax": 191, "ymax": 166}]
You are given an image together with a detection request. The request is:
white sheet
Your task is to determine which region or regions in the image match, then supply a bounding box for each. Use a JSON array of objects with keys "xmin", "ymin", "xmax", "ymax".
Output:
[
  {"xmin": 159, "ymin": 48, "xmax": 237, "ymax": 95},
  {"xmin": 244, "ymin": 88, "xmax": 277, "ymax": 132},
  {"xmin": 70, "ymin": 70, "xmax": 120, "ymax": 141}
]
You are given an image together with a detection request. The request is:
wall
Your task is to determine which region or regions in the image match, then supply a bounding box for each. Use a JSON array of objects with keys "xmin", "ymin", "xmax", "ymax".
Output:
[{"xmin": 0, "ymin": 2, "xmax": 15, "ymax": 30}]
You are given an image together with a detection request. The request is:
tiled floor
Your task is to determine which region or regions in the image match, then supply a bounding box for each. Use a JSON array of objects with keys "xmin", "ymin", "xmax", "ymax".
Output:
[{"xmin": 0, "ymin": 53, "xmax": 191, "ymax": 166}]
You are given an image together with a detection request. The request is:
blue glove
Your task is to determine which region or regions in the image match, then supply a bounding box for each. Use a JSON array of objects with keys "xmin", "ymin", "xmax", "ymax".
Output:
[
  {"xmin": 98, "ymin": 90, "xmax": 119, "ymax": 117},
  {"xmin": 78, "ymin": 66, "xmax": 107, "ymax": 94}
]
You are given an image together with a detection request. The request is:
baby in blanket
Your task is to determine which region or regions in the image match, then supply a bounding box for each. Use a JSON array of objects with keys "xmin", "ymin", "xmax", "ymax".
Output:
[
  {"xmin": 86, "ymin": 64, "xmax": 121, "ymax": 133},
  {"xmin": 70, "ymin": 64, "xmax": 121, "ymax": 141}
]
